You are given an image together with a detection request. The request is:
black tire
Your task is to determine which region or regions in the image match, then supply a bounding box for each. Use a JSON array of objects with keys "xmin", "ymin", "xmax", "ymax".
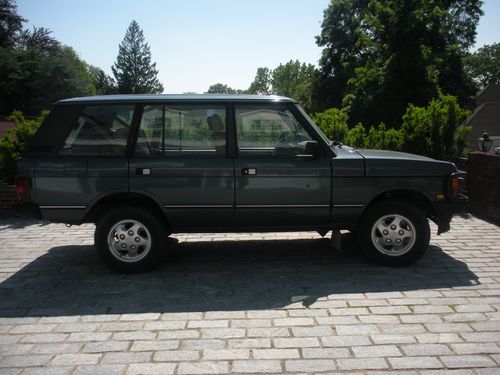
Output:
[
  {"xmin": 94, "ymin": 206, "xmax": 167, "ymax": 273},
  {"xmin": 358, "ymin": 200, "xmax": 430, "ymax": 266}
]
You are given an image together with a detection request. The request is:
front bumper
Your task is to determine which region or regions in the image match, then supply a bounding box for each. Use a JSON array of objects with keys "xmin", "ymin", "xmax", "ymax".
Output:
[
  {"xmin": 433, "ymin": 195, "xmax": 468, "ymax": 234},
  {"xmin": 13, "ymin": 202, "xmax": 42, "ymax": 220}
]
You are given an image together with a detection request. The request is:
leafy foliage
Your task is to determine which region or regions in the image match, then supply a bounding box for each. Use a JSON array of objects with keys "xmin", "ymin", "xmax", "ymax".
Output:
[
  {"xmin": 112, "ymin": 20, "xmax": 163, "ymax": 94},
  {"xmin": 312, "ymin": 108, "xmax": 349, "ymax": 142},
  {"xmin": 246, "ymin": 60, "xmax": 316, "ymax": 111},
  {"xmin": 19, "ymin": 26, "xmax": 60, "ymax": 52},
  {"xmin": 344, "ymin": 123, "xmax": 366, "ymax": 148},
  {"xmin": 0, "ymin": 110, "xmax": 47, "ymax": 182},
  {"xmin": 314, "ymin": 0, "xmax": 483, "ymax": 128},
  {"xmin": 0, "ymin": 45, "xmax": 95, "ymax": 115},
  {"xmin": 247, "ymin": 67, "xmax": 273, "ymax": 95},
  {"xmin": 0, "ymin": 0, "xmax": 24, "ymax": 48},
  {"xmin": 272, "ymin": 60, "xmax": 316, "ymax": 112},
  {"xmin": 464, "ymin": 43, "xmax": 500, "ymax": 88},
  {"xmin": 88, "ymin": 65, "xmax": 117, "ymax": 95},
  {"xmin": 401, "ymin": 95, "xmax": 471, "ymax": 159},
  {"xmin": 206, "ymin": 83, "xmax": 245, "ymax": 94},
  {"xmin": 314, "ymin": 96, "xmax": 470, "ymax": 159},
  {"xmin": 0, "ymin": 3, "xmax": 95, "ymax": 115}
]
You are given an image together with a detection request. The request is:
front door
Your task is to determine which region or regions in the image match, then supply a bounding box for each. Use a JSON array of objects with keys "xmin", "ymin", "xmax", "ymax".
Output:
[
  {"xmin": 233, "ymin": 103, "xmax": 331, "ymax": 227},
  {"xmin": 129, "ymin": 104, "xmax": 234, "ymax": 229}
]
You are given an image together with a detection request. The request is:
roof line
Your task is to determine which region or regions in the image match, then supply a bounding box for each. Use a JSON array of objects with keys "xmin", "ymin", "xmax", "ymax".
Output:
[{"xmin": 58, "ymin": 94, "xmax": 297, "ymax": 104}]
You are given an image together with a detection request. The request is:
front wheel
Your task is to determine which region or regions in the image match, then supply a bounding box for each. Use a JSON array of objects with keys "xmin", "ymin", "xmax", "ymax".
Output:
[
  {"xmin": 358, "ymin": 200, "xmax": 430, "ymax": 266},
  {"xmin": 95, "ymin": 206, "xmax": 166, "ymax": 273}
]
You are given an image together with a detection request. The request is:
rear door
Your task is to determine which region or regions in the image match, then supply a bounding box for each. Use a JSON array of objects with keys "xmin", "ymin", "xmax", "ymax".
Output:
[
  {"xmin": 129, "ymin": 103, "xmax": 234, "ymax": 229},
  {"xmin": 233, "ymin": 103, "xmax": 331, "ymax": 227}
]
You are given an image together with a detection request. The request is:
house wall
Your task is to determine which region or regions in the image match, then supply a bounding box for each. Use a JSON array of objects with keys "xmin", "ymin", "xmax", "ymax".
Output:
[{"xmin": 468, "ymin": 103, "xmax": 500, "ymax": 150}]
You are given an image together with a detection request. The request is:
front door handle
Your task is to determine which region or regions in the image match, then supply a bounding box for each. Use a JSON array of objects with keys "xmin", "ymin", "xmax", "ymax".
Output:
[
  {"xmin": 241, "ymin": 168, "xmax": 257, "ymax": 176},
  {"xmin": 136, "ymin": 168, "xmax": 151, "ymax": 175}
]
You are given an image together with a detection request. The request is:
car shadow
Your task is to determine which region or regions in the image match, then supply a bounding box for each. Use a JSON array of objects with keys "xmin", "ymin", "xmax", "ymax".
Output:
[
  {"xmin": 0, "ymin": 234, "xmax": 479, "ymax": 317},
  {"xmin": 0, "ymin": 217, "xmax": 51, "ymax": 230}
]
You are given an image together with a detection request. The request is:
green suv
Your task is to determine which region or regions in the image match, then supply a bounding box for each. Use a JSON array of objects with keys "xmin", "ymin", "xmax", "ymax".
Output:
[{"xmin": 15, "ymin": 95, "xmax": 467, "ymax": 272}]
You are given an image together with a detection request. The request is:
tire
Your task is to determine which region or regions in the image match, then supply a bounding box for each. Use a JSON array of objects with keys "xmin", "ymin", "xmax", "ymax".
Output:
[
  {"xmin": 358, "ymin": 200, "xmax": 430, "ymax": 266},
  {"xmin": 94, "ymin": 206, "xmax": 166, "ymax": 273}
]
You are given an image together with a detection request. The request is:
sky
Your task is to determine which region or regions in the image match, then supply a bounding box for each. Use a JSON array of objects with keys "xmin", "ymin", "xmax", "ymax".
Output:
[{"xmin": 16, "ymin": 0, "xmax": 500, "ymax": 94}]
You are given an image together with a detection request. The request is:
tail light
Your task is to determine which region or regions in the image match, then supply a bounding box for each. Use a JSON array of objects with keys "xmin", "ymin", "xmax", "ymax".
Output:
[{"xmin": 15, "ymin": 177, "xmax": 31, "ymax": 202}]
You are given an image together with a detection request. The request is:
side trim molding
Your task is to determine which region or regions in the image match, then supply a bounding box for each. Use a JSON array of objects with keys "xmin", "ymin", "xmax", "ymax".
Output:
[
  {"xmin": 39, "ymin": 205, "xmax": 87, "ymax": 209},
  {"xmin": 163, "ymin": 204, "xmax": 331, "ymax": 209},
  {"xmin": 237, "ymin": 204, "xmax": 329, "ymax": 208},
  {"xmin": 333, "ymin": 204, "xmax": 364, "ymax": 208},
  {"xmin": 164, "ymin": 205, "xmax": 233, "ymax": 208}
]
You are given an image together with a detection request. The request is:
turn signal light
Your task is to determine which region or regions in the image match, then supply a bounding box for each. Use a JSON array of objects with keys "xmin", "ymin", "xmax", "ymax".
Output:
[{"xmin": 450, "ymin": 174, "xmax": 460, "ymax": 199}]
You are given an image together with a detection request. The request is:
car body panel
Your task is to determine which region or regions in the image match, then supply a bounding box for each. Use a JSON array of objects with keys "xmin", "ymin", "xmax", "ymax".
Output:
[{"xmin": 129, "ymin": 157, "xmax": 235, "ymax": 227}]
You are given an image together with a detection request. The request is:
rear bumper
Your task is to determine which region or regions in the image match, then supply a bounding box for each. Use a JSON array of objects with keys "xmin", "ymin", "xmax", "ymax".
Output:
[
  {"xmin": 433, "ymin": 195, "xmax": 468, "ymax": 234},
  {"xmin": 13, "ymin": 202, "xmax": 42, "ymax": 220}
]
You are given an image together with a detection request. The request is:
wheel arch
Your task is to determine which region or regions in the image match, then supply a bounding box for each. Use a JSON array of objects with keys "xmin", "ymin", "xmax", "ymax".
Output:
[
  {"xmin": 361, "ymin": 189, "xmax": 436, "ymax": 220},
  {"xmin": 84, "ymin": 192, "xmax": 169, "ymax": 226}
]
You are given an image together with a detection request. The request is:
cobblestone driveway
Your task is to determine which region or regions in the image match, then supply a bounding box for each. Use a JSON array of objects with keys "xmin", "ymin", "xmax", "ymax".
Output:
[{"xmin": 0, "ymin": 215, "xmax": 499, "ymax": 374}]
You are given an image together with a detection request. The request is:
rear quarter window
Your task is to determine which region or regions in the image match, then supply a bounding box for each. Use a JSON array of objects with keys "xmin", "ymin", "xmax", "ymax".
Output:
[{"xmin": 60, "ymin": 105, "xmax": 134, "ymax": 156}]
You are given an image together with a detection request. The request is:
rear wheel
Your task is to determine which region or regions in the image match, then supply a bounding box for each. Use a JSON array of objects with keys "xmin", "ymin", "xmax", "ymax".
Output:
[
  {"xmin": 358, "ymin": 200, "xmax": 430, "ymax": 266},
  {"xmin": 95, "ymin": 206, "xmax": 166, "ymax": 273}
]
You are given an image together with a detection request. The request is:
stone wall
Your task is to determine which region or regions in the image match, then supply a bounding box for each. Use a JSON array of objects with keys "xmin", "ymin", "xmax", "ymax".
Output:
[
  {"xmin": 0, "ymin": 182, "xmax": 17, "ymax": 215},
  {"xmin": 467, "ymin": 152, "xmax": 500, "ymax": 223}
]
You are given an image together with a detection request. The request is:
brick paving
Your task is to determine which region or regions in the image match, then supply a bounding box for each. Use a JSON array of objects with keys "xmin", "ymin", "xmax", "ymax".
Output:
[{"xmin": 0, "ymin": 215, "xmax": 499, "ymax": 374}]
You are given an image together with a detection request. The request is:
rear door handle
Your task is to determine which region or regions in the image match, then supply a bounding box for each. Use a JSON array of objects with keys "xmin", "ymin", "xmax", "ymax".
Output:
[
  {"xmin": 241, "ymin": 168, "xmax": 257, "ymax": 176},
  {"xmin": 136, "ymin": 168, "xmax": 151, "ymax": 175}
]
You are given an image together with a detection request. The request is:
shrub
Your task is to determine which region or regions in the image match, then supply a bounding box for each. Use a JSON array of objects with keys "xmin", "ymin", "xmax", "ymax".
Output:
[
  {"xmin": 312, "ymin": 108, "xmax": 349, "ymax": 143},
  {"xmin": 344, "ymin": 123, "xmax": 366, "ymax": 148},
  {"xmin": 401, "ymin": 95, "xmax": 470, "ymax": 160},
  {"xmin": 313, "ymin": 94, "xmax": 468, "ymax": 159},
  {"xmin": 0, "ymin": 110, "xmax": 47, "ymax": 183}
]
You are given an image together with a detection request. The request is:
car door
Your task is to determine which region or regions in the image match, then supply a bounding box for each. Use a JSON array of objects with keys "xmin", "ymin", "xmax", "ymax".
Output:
[
  {"xmin": 233, "ymin": 103, "xmax": 331, "ymax": 227},
  {"xmin": 129, "ymin": 103, "xmax": 234, "ymax": 229}
]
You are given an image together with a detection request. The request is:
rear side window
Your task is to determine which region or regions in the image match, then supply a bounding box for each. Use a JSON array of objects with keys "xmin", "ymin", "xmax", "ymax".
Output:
[
  {"xmin": 60, "ymin": 105, "xmax": 134, "ymax": 156},
  {"xmin": 135, "ymin": 105, "xmax": 226, "ymax": 156}
]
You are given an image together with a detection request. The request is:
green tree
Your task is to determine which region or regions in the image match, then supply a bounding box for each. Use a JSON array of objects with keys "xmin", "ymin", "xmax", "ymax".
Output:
[
  {"xmin": 112, "ymin": 20, "xmax": 163, "ymax": 94},
  {"xmin": 314, "ymin": 0, "xmax": 483, "ymax": 127},
  {"xmin": 0, "ymin": 110, "xmax": 47, "ymax": 183},
  {"xmin": 0, "ymin": 45, "xmax": 94, "ymax": 115},
  {"xmin": 20, "ymin": 26, "xmax": 60, "ymax": 52},
  {"xmin": 0, "ymin": 45, "xmax": 95, "ymax": 115},
  {"xmin": 206, "ymin": 83, "xmax": 245, "ymax": 94},
  {"xmin": 464, "ymin": 43, "xmax": 500, "ymax": 88},
  {"xmin": 247, "ymin": 67, "xmax": 273, "ymax": 95},
  {"xmin": 0, "ymin": 0, "xmax": 25, "ymax": 48},
  {"xmin": 313, "ymin": 0, "xmax": 369, "ymax": 112},
  {"xmin": 272, "ymin": 60, "xmax": 316, "ymax": 111},
  {"xmin": 88, "ymin": 65, "xmax": 117, "ymax": 95}
]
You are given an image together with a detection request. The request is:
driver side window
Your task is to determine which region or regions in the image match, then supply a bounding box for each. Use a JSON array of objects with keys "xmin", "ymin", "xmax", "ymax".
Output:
[{"xmin": 235, "ymin": 105, "xmax": 314, "ymax": 157}]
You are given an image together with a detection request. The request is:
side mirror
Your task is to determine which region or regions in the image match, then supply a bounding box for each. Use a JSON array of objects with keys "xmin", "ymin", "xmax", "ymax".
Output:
[{"xmin": 304, "ymin": 141, "xmax": 321, "ymax": 157}]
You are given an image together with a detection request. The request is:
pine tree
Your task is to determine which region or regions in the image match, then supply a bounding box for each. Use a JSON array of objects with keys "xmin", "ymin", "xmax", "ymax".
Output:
[{"xmin": 112, "ymin": 20, "xmax": 163, "ymax": 94}]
